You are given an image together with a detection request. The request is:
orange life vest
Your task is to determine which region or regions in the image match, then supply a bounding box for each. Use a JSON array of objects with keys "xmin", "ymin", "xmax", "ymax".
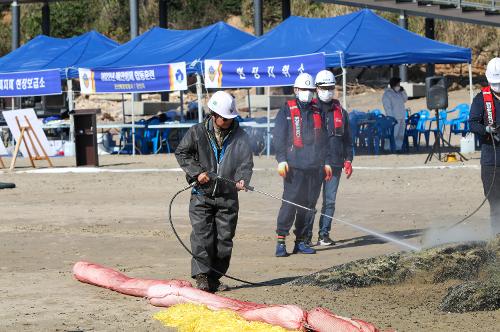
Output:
[{"xmin": 287, "ymin": 99, "xmax": 322, "ymax": 148}]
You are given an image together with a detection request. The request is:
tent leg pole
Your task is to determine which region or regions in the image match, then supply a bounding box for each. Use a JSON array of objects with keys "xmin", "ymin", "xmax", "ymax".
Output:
[
  {"xmin": 11, "ymin": 97, "xmax": 14, "ymax": 111},
  {"xmin": 342, "ymin": 67, "xmax": 347, "ymax": 109},
  {"xmin": 468, "ymin": 63, "xmax": 473, "ymax": 105},
  {"xmin": 132, "ymin": 94, "xmax": 135, "ymax": 156},
  {"xmin": 196, "ymin": 73, "xmax": 203, "ymax": 123},
  {"xmin": 67, "ymin": 79, "xmax": 75, "ymax": 144},
  {"xmin": 121, "ymin": 94, "xmax": 126, "ymax": 123},
  {"xmin": 266, "ymin": 86, "xmax": 271, "ymax": 158},
  {"xmin": 247, "ymin": 89, "xmax": 252, "ymax": 118}
]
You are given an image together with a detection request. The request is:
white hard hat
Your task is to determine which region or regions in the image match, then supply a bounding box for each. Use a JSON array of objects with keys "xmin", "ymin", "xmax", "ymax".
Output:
[
  {"xmin": 486, "ymin": 57, "xmax": 500, "ymax": 84},
  {"xmin": 207, "ymin": 91, "xmax": 238, "ymax": 119},
  {"xmin": 294, "ymin": 73, "xmax": 315, "ymax": 89},
  {"xmin": 315, "ymin": 70, "xmax": 336, "ymax": 86}
]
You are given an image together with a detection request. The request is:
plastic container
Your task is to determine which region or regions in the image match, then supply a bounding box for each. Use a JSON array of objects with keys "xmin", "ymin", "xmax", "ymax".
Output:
[{"xmin": 460, "ymin": 133, "xmax": 475, "ymax": 154}]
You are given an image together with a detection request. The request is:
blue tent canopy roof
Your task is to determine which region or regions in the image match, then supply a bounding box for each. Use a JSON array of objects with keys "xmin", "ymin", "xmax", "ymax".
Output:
[
  {"xmin": 216, "ymin": 9, "xmax": 472, "ymax": 67},
  {"xmin": 0, "ymin": 31, "xmax": 119, "ymax": 78},
  {"xmin": 78, "ymin": 22, "xmax": 256, "ymax": 74}
]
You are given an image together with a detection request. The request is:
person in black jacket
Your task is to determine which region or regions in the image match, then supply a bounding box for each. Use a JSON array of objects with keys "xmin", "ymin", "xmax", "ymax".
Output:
[
  {"xmin": 304, "ymin": 70, "xmax": 353, "ymax": 246},
  {"xmin": 469, "ymin": 58, "xmax": 500, "ymax": 236},
  {"xmin": 175, "ymin": 91, "xmax": 253, "ymax": 292},
  {"xmin": 273, "ymin": 73, "xmax": 329, "ymax": 257}
]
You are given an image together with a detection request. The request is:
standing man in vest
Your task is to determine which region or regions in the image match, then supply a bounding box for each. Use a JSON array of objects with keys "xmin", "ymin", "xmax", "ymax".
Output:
[
  {"xmin": 305, "ymin": 70, "xmax": 353, "ymax": 246},
  {"xmin": 469, "ymin": 57, "xmax": 500, "ymax": 236},
  {"xmin": 382, "ymin": 77, "xmax": 408, "ymax": 152},
  {"xmin": 273, "ymin": 73, "xmax": 328, "ymax": 257},
  {"xmin": 175, "ymin": 91, "xmax": 254, "ymax": 292}
]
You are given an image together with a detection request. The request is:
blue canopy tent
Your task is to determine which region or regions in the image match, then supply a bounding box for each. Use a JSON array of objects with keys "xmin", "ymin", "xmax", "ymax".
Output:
[
  {"xmin": 216, "ymin": 9, "xmax": 473, "ymax": 106},
  {"xmin": 0, "ymin": 30, "xmax": 118, "ymax": 151},
  {"xmin": 0, "ymin": 30, "xmax": 119, "ymax": 79},
  {"xmin": 76, "ymin": 22, "xmax": 256, "ymax": 74},
  {"xmin": 77, "ymin": 22, "xmax": 256, "ymax": 127}
]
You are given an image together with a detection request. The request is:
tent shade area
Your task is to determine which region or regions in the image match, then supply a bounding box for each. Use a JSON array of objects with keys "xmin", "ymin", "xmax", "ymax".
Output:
[
  {"xmin": 217, "ymin": 9, "xmax": 471, "ymax": 67},
  {"xmin": 77, "ymin": 22, "xmax": 256, "ymax": 74},
  {"xmin": 0, "ymin": 31, "xmax": 119, "ymax": 79}
]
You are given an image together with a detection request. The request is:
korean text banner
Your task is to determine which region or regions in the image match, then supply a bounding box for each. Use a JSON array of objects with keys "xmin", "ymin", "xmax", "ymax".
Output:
[
  {"xmin": 0, "ymin": 69, "xmax": 62, "ymax": 97},
  {"xmin": 78, "ymin": 62, "xmax": 187, "ymax": 94},
  {"xmin": 204, "ymin": 53, "xmax": 326, "ymax": 88}
]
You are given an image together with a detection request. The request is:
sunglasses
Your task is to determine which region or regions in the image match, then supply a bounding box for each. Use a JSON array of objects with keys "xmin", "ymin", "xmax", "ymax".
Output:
[{"xmin": 211, "ymin": 112, "xmax": 232, "ymax": 122}]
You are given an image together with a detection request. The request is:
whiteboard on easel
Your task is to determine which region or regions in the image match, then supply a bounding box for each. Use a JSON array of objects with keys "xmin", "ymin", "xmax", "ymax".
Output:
[
  {"xmin": 2, "ymin": 109, "xmax": 55, "ymax": 157},
  {"xmin": 0, "ymin": 138, "xmax": 7, "ymax": 155}
]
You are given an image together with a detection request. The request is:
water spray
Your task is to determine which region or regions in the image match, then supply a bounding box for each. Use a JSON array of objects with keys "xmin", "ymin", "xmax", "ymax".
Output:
[
  {"xmin": 422, "ymin": 130, "xmax": 498, "ymax": 248},
  {"xmin": 211, "ymin": 173, "xmax": 421, "ymax": 252}
]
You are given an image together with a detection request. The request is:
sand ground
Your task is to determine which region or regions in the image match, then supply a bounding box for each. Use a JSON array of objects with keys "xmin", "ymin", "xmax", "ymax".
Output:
[{"xmin": 0, "ymin": 152, "xmax": 499, "ymax": 331}]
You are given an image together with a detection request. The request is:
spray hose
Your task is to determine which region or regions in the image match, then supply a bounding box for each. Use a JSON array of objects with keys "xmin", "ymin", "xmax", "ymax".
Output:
[
  {"xmin": 168, "ymin": 182, "xmax": 263, "ymax": 286},
  {"xmin": 168, "ymin": 172, "xmax": 420, "ymax": 286}
]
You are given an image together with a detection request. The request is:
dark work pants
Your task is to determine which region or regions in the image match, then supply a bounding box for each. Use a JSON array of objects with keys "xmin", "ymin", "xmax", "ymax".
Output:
[
  {"xmin": 189, "ymin": 193, "xmax": 239, "ymax": 279},
  {"xmin": 481, "ymin": 165, "xmax": 500, "ymax": 235},
  {"xmin": 276, "ymin": 167, "xmax": 323, "ymax": 240}
]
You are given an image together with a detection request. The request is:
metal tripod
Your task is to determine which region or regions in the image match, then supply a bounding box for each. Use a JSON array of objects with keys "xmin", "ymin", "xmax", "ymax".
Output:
[{"xmin": 425, "ymin": 109, "xmax": 468, "ymax": 163}]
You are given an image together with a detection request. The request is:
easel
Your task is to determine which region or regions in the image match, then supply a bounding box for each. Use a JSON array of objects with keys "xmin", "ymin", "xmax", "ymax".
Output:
[{"xmin": 9, "ymin": 115, "xmax": 53, "ymax": 170}]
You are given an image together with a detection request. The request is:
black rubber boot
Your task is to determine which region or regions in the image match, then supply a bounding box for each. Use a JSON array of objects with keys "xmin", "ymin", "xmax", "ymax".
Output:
[{"xmin": 195, "ymin": 273, "xmax": 210, "ymax": 292}]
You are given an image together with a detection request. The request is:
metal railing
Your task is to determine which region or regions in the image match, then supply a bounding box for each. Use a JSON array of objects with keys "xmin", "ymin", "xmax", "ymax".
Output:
[{"xmin": 417, "ymin": 0, "xmax": 500, "ymax": 11}]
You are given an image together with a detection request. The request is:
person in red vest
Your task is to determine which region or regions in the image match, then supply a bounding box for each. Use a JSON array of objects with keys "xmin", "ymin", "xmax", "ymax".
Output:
[
  {"xmin": 303, "ymin": 70, "xmax": 353, "ymax": 246},
  {"xmin": 273, "ymin": 73, "xmax": 329, "ymax": 257},
  {"xmin": 469, "ymin": 57, "xmax": 500, "ymax": 236}
]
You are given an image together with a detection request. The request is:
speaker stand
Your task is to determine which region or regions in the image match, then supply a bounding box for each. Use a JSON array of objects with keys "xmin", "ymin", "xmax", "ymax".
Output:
[{"xmin": 424, "ymin": 109, "xmax": 468, "ymax": 164}]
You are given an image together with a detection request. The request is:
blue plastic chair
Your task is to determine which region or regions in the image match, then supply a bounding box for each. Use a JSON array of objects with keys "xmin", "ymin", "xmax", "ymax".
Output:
[
  {"xmin": 444, "ymin": 104, "xmax": 470, "ymax": 142},
  {"xmin": 349, "ymin": 110, "xmax": 369, "ymax": 150},
  {"xmin": 355, "ymin": 112, "xmax": 383, "ymax": 154},
  {"xmin": 428, "ymin": 110, "xmax": 448, "ymax": 142},
  {"xmin": 416, "ymin": 110, "xmax": 431, "ymax": 147},
  {"xmin": 369, "ymin": 109, "xmax": 383, "ymax": 117},
  {"xmin": 371, "ymin": 116, "xmax": 397, "ymax": 154},
  {"xmin": 403, "ymin": 112, "xmax": 420, "ymax": 152},
  {"xmin": 119, "ymin": 119, "xmax": 148, "ymax": 154},
  {"xmin": 144, "ymin": 118, "xmax": 168, "ymax": 154}
]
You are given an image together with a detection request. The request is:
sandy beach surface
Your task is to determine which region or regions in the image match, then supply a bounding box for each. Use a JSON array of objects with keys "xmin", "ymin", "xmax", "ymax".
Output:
[{"xmin": 1, "ymin": 152, "xmax": 499, "ymax": 331}]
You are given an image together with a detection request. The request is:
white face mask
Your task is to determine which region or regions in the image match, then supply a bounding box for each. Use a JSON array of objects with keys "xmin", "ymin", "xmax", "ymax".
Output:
[
  {"xmin": 297, "ymin": 90, "xmax": 313, "ymax": 103},
  {"xmin": 491, "ymin": 83, "xmax": 500, "ymax": 93},
  {"xmin": 394, "ymin": 86, "xmax": 401, "ymax": 92},
  {"xmin": 317, "ymin": 89, "xmax": 334, "ymax": 103}
]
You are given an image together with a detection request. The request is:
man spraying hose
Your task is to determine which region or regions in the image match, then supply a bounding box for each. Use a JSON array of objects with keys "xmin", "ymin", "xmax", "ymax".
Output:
[
  {"xmin": 175, "ymin": 91, "xmax": 254, "ymax": 292},
  {"xmin": 469, "ymin": 57, "xmax": 500, "ymax": 236},
  {"xmin": 273, "ymin": 73, "xmax": 328, "ymax": 257}
]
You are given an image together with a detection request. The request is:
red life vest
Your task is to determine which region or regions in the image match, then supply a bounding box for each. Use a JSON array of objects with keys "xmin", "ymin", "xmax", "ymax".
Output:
[
  {"xmin": 331, "ymin": 100, "xmax": 344, "ymax": 133},
  {"xmin": 482, "ymin": 86, "xmax": 497, "ymax": 127},
  {"xmin": 288, "ymin": 99, "xmax": 322, "ymax": 148}
]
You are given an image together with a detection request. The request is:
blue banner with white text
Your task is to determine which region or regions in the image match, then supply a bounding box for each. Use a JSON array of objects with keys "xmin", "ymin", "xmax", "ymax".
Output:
[
  {"xmin": 0, "ymin": 69, "xmax": 62, "ymax": 97},
  {"xmin": 204, "ymin": 53, "xmax": 326, "ymax": 88},
  {"xmin": 78, "ymin": 62, "xmax": 187, "ymax": 94}
]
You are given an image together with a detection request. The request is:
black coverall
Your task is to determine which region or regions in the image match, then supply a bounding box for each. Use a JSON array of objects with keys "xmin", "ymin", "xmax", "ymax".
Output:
[
  {"xmin": 175, "ymin": 118, "xmax": 253, "ymax": 279},
  {"xmin": 273, "ymin": 99, "xmax": 326, "ymax": 240},
  {"xmin": 469, "ymin": 91, "xmax": 500, "ymax": 235}
]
